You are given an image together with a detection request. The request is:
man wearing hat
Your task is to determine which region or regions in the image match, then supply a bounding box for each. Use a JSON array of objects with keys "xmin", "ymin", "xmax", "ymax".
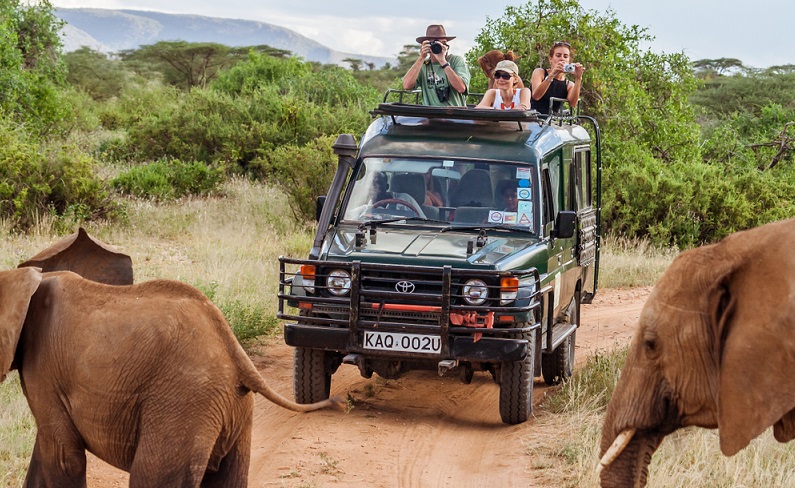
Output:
[{"xmin": 402, "ymin": 24, "xmax": 471, "ymax": 107}]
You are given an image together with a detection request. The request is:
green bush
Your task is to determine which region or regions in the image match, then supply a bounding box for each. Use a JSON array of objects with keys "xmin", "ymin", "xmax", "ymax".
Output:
[
  {"xmin": 264, "ymin": 135, "xmax": 338, "ymax": 221},
  {"xmin": 195, "ymin": 281, "xmax": 281, "ymax": 346},
  {"xmin": 112, "ymin": 159, "xmax": 225, "ymax": 200},
  {"xmin": 0, "ymin": 120, "xmax": 114, "ymax": 229}
]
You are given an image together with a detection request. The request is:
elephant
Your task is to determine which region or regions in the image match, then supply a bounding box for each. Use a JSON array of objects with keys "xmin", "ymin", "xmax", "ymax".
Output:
[
  {"xmin": 17, "ymin": 227, "xmax": 134, "ymax": 285},
  {"xmin": 598, "ymin": 217, "xmax": 795, "ymax": 487},
  {"xmin": 3, "ymin": 260, "xmax": 343, "ymax": 486}
]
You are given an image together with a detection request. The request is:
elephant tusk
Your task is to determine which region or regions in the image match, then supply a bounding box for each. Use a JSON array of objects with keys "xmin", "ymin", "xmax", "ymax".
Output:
[{"xmin": 596, "ymin": 428, "xmax": 636, "ymax": 475}]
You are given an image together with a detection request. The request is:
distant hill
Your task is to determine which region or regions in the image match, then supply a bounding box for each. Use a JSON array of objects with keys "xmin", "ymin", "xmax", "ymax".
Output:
[{"xmin": 55, "ymin": 8, "xmax": 395, "ymax": 69}]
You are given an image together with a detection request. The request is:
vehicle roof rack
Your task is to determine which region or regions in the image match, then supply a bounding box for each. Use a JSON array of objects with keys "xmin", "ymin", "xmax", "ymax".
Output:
[{"xmin": 371, "ymin": 103, "xmax": 546, "ymax": 130}]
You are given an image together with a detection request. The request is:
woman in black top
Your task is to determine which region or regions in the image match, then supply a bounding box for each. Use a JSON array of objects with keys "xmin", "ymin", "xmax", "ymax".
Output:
[{"xmin": 530, "ymin": 41, "xmax": 584, "ymax": 114}]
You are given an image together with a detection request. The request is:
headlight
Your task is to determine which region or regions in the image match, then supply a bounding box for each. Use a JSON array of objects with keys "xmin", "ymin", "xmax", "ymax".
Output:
[
  {"xmin": 462, "ymin": 279, "xmax": 488, "ymax": 306},
  {"xmin": 327, "ymin": 269, "xmax": 351, "ymax": 296}
]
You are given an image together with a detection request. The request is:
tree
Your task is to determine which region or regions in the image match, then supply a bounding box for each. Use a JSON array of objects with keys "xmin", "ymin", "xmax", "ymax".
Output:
[
  {"xmin": 64, "ymin": 47, "xmax": 131, "ymax": 100},
  {"xmin": 692, "ymin": 57, "xmax": 747, "ymax": 78},
  {"xmin": 343, "ymin": 57, "xmax": 363, "ymax": 71},
  {"xmin": 121, "ymin": 41, "xmax": 237, "ymax": 89},
  {"xmin": 0, "ymin": 0, "xmax": 68, "ymax": 132},
  {"xmin": 397, "ymin": 44, "xmax": 420, "ymax": 73}
]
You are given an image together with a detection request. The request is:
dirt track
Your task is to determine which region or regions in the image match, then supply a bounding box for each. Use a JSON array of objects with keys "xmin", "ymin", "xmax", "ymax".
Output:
[{"xmin": 86, "ymin": 286, "xmax": 650, "ymax": 487}]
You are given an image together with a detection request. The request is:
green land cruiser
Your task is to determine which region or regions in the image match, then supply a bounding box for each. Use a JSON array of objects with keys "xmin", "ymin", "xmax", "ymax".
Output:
[{"xmin": 278, "ymin": 99, "xmax": 601, "ymax": 424}]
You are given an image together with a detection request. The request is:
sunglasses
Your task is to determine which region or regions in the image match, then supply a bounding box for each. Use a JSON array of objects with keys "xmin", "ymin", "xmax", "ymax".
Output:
[
  {"xmin": 553, "ymin": 41, "xmax": 571, "ymax": 48},
  {"xmin": 493, "ymin": 71, "xmax": 512, "ymax": 80}
]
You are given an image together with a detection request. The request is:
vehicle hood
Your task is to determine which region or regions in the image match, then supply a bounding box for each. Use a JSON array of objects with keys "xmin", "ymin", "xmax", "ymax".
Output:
[{"xmin": 322, "ymin": 226, "xmax": 543, "ymax": 270}]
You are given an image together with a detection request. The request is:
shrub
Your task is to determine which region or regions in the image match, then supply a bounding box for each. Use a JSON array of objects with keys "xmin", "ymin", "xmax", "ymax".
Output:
[
  {"xmin": 264, "ymin": 135, "xmax": 338, "ymax": 221},
  {"xmin": 112, "ymin": 159, "xmax": 225, "ymax": 200},
  {"xmin": 0, "ymin": 120, "xmax": 114, "ymax": 229}
]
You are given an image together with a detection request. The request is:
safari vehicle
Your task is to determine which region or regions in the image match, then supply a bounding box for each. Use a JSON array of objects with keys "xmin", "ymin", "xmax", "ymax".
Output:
[{"xmin": 277, "ymin": 97, "xmax": 601, "ymax": 424}]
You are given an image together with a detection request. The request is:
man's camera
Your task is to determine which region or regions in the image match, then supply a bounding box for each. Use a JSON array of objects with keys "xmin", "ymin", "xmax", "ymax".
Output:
[
  {"xmin": 430, "ymin": 41, "xmax": 444, "ymax": 55},
  {"xmin": 563, "ymin": 63, "xmax": 576, "ymax": 73}
]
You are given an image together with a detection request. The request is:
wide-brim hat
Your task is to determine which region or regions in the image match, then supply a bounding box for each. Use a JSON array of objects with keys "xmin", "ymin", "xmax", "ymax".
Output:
[
  {"xmin": 492, "ymin": 60, "xmax": 519, "ymax": 77},
  {"xmin": 416, "ymin": 24, "xmax": 456, "ymax": 43}
]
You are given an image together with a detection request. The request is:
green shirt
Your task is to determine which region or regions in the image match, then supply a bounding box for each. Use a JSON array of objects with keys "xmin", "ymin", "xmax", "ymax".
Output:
[{"xmin": 414, "ymin": 54, "xmax": 471, "ymax": 107}]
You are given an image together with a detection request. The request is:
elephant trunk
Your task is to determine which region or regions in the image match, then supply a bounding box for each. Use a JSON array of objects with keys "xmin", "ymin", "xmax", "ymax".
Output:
[{"xmin": 598, "ymin": 428, "xmax": 664, "ymax": 487}]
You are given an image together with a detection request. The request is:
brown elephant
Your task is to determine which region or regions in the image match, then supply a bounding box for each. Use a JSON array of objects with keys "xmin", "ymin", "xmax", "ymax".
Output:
[
  {"xmin": 18, "ymin": 227, "xmax": 134, "ymax": 285},
  {"xmin": 3, "ymin": 254, "xmax": 343, "ymax": 486},
  {"xmin": 598, "ymin": 218, "xmax": 795, "ymax": 487}
]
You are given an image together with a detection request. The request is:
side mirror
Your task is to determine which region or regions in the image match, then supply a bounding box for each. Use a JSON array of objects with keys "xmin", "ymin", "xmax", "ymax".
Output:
[
  {"xmin": 316, "ymin": 196, "xmax": 327, "ymax": 222},
  {"xmin": 553, "ymin": 211, "xmax": 576, "ymax": 239}
]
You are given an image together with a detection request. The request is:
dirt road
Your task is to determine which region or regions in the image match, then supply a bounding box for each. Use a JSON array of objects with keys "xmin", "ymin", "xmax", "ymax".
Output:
[{"xmin": 86, "ymin": 286, "xmax": 650, "ymax": 487}]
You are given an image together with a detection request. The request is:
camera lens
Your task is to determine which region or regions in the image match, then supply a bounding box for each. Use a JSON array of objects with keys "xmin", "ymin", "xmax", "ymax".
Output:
[{"xmin": 430, "ymin": 41, "xmax": 443, "ymax": 55}]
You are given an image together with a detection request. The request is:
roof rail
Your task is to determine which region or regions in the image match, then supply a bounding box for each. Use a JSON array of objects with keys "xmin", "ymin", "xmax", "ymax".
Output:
[{"xmin": 371, "ymin": 102, "xmax": 545, "ymax": 128}]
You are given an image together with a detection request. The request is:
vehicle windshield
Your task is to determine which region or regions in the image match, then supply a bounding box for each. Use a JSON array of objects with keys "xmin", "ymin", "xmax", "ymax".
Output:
[{"xmin": 341, "ymin": 157, "xmax": 538, "ymax": 232}]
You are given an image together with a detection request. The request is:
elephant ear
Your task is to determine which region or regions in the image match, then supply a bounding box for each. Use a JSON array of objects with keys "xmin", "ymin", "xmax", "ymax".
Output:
[
  {"xmin": 18, "ymin": 227, "xmax": 133, "ymax": 285},
  {"xmin": 0, "ymin": 267, "xmax": 42, "ymax": 381},
  {"xmin": 717, "ymin": 258, "xmax": 795, "ymax": 455}
]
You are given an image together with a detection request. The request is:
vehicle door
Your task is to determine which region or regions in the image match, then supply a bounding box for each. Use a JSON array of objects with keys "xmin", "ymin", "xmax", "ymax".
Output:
[{"xmin": 571, "ymin": 146, "xmax": 597, "ymax": 302}]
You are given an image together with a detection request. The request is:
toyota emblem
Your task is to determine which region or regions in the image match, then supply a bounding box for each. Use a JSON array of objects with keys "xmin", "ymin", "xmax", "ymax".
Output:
[{"xmin": 395, "ymin": 281, "xmax": 416, "ymax": 293}]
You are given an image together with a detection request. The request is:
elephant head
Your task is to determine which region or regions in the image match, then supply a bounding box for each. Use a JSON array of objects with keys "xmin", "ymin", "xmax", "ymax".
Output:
[
  {"xmin": 599, "ymin": 218, "xmax": 795, "ymax": 487},
  {"xmin": 17, "ymin": 227, "xmax": 133, "ymax": 285}
]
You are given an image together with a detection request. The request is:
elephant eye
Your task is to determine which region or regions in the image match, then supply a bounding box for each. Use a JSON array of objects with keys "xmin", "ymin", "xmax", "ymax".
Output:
[{"xmin": 644, "ymin": 339, "xmax": 657, "ymax": 353}]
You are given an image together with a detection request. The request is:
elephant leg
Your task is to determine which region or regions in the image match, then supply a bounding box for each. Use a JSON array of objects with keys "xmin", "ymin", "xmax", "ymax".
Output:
[
  {"xmin": 127, "ymin": 425, "xmax": 215, "ymax": 488},
  {"xmin": 23, "ymin": 433, "xmax": 87, "ymax": 488},
  {"xmin": 201, "ymin": 394, "xmax": 254, "ymax": 487},
  {"xmin": 200, "ymin": 430, "xmax": 251, "ymax": 488}
]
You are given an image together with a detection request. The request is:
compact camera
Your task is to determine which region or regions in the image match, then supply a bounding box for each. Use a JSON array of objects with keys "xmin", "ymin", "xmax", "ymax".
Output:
[
  {"xmin": 563, "ymin": 63, "xmax": 576, "ymax": 73},
  {"xmin": 430, "ymin": 40, "xmax": 444, "ymax": 54}
]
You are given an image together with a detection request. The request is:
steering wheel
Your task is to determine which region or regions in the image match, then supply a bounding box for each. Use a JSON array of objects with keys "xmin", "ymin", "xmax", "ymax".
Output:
[{"xmin": 370, "ymin": 198, "xmax": 420, "ymax": 216}]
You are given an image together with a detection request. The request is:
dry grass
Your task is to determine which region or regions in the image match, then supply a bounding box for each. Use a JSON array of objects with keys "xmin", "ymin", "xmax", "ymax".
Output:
[{"xmin": 598, "ymin": 234, "xmax": 678, "ymax": 288}]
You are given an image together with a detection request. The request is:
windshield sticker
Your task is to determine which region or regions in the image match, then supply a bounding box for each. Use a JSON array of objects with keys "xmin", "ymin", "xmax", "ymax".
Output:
[
  {"xmin": 443, "ymin": 160, "xmax": 454, "ymax": 167},
  {"xmin": 516, "ymin": 167, "xmax": 531, "ymax": 180},
  {"xmin": 488, "ymin": 211, "xmax": 504, "ymax": 223},
  {"xmin": 503, "ymin": 212, "xmax": 517, "ymax": 224},
  {"xmin": 517, "ymin": 187, "xmax": 532, "ymax": 200},
  {"xmin": 518, "ymin": 178, "xmax": 531, "ymax": 188},
  {"xmin": 518, "ymin": 201, "xmax": 533, "ymax": 226}
]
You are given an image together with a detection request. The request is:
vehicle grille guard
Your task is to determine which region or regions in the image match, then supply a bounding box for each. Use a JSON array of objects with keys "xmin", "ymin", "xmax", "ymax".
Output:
[{"xmin": 277, "ymin": 257, "xmax": 543, "ymax": 346}]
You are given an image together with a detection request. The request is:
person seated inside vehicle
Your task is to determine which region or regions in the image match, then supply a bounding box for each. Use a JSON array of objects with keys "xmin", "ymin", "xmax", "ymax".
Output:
[
  {"xmin": 364, "ymin": 172, "xmax": 427, "ymax": 218},
  {"xmin": 496, "ymin": 180, "xmax": 519, "ymax": 212},
  {"xmin": 423, "ymin": 170, "xmax": 444, "ymax": 207}
]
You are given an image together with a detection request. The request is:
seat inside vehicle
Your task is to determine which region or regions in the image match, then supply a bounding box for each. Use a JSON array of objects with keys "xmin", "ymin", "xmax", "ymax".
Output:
[
  {"xmin": 450, "ymin": 169, "xmax": 493, "ymax": 208},
  {"xmin": 390, "ymin": 173, "xmax": 439, "ymax": 219}
]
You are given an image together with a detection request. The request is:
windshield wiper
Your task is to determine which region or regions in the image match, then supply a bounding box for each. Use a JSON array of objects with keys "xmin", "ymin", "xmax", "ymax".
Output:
[
  {"xmin": 439, "ymin": 224, "xmax": 535, "ymax": 234},
  {"xmin": 356, "ymin": 217, "xmax": 451, "ymax": 227}
]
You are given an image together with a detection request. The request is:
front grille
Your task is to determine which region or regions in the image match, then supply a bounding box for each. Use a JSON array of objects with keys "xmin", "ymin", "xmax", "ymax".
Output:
[{"xmin": 278, "ymin": 257, "xmax": 541, "ymax": 340}]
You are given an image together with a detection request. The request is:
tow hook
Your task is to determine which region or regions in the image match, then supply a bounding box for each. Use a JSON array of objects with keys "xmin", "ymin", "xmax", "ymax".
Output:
[
  {"xmin": 343, "ymin": 353, "xmax": 373, "ymax": 378},
  {"xmin": 438, "ymin": 359, "xmax": 458, "ymax": 376}
]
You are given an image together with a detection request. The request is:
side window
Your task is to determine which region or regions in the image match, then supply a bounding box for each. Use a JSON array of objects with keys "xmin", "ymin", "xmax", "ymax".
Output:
[
  {"xmin": 541, "ymin": 167, "xmax": 554, "ymax": 226},
  {"xmin": 547, "ymin": 155, "xmax": 561, "ymax": 216},
  {"xmin": 572, "ymin": 149, "xmax": 592, "ymax": 210}
]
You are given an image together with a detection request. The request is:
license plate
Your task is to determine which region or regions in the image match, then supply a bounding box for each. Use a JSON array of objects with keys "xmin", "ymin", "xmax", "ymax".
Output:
[{"xmin": 363, "ymin": 331, "xmax": 442, "ymax": 354}]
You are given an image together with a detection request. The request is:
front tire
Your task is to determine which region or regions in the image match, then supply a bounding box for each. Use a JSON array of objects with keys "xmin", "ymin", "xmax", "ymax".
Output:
[
  {"xmin": 293, "ymin": 347, "xmax": 331, "ymax": 404},
  {"xmin": 499, "ymin": 329, "xmax": 535, "ymax": 425}
]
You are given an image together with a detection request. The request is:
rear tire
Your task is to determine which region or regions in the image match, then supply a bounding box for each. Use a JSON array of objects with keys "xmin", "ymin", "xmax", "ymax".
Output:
[
  {"xmin": 499, "ymin": 329, "xmax": 535, "ymax": 425},
  {"xmin": 294, "ymin": 347, "xmax": 331, "ymax": 404},
  {"xmin": 542, "ymin": 291, "xmax": 579, "ymax": 385}
]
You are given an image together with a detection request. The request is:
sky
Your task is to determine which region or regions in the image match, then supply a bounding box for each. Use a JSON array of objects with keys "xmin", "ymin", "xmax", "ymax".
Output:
[{"xmin": 51, "ymin": 0, "xmax": 794, "ymax": 69}]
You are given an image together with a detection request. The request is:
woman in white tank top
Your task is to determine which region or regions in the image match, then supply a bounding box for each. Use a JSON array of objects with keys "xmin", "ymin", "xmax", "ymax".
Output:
[{"xmin": 475, "ymin": 60, "xmax": 531, "ymax": 111}]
